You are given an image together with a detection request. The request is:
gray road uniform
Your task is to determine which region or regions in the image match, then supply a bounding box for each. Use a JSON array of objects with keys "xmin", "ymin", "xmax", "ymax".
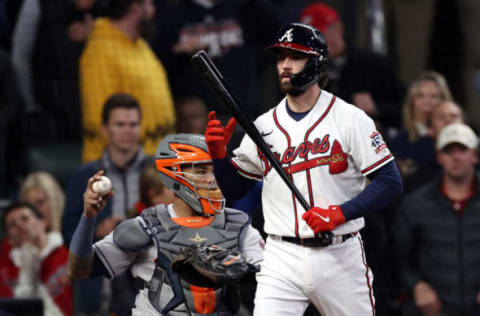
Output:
[{"xmin": 93, "ymin": 204, "xmax": 264, "ymax": 316}]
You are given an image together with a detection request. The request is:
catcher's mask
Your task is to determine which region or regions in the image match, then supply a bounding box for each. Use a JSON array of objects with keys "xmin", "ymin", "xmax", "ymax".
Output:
[
  {"xmin": 155, "ymin": 134, "xmax": 225, "ymax": 216},
  {"xmin": 265, "ymin": 23, "xmax": 329, "ymax": 92}
]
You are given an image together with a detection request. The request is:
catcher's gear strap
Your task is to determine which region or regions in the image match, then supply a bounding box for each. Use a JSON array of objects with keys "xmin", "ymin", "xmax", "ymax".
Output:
[
  {"xmin": 183, "ymin": 285, "xmax": 222, "ymax": 315},
  {"xmin": 139, "ymin": 205, "xmax": 250, "ymax": 315},
  {"xmin": 141, "ymin": 205, "xmax": 251, "ymax": 255},
  {"xmin": 113, "ymin": 218, "xmax": 152, "ymax": 252}
]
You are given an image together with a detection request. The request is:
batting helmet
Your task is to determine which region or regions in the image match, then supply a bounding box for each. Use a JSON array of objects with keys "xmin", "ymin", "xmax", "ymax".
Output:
[
  {"xmin": 155, "ymin": 134, "xmax": 225, "ymax": 216},
  {"xmin": 265, "ymin": 23, "xmax": 329, "ymax": 91}
]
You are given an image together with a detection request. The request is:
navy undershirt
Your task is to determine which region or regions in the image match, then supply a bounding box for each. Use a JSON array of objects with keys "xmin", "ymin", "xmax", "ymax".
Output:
[{"xmin": 286, "ymin": 101, "xmax": 311, "ymax": 121}]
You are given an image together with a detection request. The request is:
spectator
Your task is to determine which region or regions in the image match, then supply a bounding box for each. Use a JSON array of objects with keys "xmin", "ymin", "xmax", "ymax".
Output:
[
  {"xmin": 64, "ymin": 93, "xmax": 154, "ymax": 243},
  {"xmin": 402, "ymin": 72, "xmax": 453, "ymax": 143},
  {"xmin": 300, "ymin": 2, "xmax": 404, "ymax": 131},
  {"xmin": 390, "ymin": 71, "xmax": 453, "ymax": 178},
  {"xmin": 175, "ymin": 95, "xmax": 208, "ymax": 134},
  {"xmin": 429, "ymin": 100, "xmax": 465, "ymax": 139},
  {"xmin": 153, "ymin": 0, "xmax": 280, "ymax": 120},
  {"xmin": 2, "ymin": 202, "xmax": 72, "ymax": 316},
  {"xmin": 62, "ymin": 93, "xmax": 153, "ymax": 316},
  {"xmin": 393, "ymin": 123, "xmax": 480, "ymax": 316},
  {"xmin": 80, "ymin": 0, "xmax": 175, "ymax": 162},
  {"xmin": 19, "ymin": 171, "xmax": 65, "ymax": 232},
  {"xmin": 11, "ymin": 0, "xmax": 99, "ymax": 142},
  {"xmin": 402, "ymin": 100, "xmax": 464, "ymax": 193},
  {"xmin": 131, "ymin": 164, "xmax": 174, "ymax": 216}
]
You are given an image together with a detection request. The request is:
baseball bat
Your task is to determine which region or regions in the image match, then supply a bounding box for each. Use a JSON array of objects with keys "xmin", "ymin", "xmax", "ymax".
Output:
[
  {"xmin": 191, "ymin": 50, "xmax": 311, "ymax": 209},
  {"xmin": 192, "ymin": 51, "xmax": 333, "ymax": 241}
]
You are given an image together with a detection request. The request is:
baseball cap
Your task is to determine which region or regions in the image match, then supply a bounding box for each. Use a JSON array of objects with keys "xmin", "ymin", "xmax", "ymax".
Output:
[
  {"xmin": 300, "ymin": 3, "xmax": 340, "ymax": 33},
  {"xmin": 436, "ymin": 123, "xmax": 479, "ymax": 150}
]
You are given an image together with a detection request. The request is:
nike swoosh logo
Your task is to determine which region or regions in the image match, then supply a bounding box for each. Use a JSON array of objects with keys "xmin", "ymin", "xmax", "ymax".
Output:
[
  {"xmin": 261, "ymin": 130, "xmax": 273, "ymax": 137},
  {"xmin": 312, "ymin": 213, "xmax": 330, "ymax": 222}
]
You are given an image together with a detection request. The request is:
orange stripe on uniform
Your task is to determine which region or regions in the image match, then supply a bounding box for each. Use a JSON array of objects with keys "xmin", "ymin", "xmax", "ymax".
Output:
[
  {"xmin": 171, "ymin": 216, "xmax": 214, "ymax": 228},
  {"xmin": 190, "ymin": 285, "xmax": 217, "ymax": 314}
]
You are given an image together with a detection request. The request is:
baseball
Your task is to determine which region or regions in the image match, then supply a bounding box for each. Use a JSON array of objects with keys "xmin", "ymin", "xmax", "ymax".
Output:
[{"xmin": 92, "ymin": 176, "xmax": 112, "ymax": 196}]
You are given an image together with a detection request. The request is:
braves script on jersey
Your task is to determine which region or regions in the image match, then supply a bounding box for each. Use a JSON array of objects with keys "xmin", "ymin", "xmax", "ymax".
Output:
[{"xmin": 232, "ymin": 90, "xmax": 393, "ymax": 237}]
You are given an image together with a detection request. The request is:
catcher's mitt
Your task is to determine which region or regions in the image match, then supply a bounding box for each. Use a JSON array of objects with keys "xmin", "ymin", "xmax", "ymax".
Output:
[{"xmin": 171, "ymin": 245, "xmax": 248, "ymax": 288}]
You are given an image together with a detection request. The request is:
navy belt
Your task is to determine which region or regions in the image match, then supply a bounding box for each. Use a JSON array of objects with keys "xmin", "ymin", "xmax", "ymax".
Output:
[{"xmin": 270, "ymin": 232, "xmax": 358, "ymax": 247}]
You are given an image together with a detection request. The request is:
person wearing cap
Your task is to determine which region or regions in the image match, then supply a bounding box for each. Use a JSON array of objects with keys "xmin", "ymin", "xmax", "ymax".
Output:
[
  {"xmin": 300, "ymin": 2, "xmax": 404, "ymax": 131},
  {"xmin": 392, "ymin": 123, "xmax": 480, "ymax": 316}
]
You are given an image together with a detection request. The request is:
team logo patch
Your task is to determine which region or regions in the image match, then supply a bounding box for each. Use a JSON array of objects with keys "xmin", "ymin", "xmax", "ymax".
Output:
[
  {"xmin": 189, "ymin": 233, "xmax": 208, "ymax": 243},
  {"xmin": 370, "ymin": 131, "xmax": 387, "ymax": 153},
  {"xmin": 279, "ymin": 28, "xmax": 294, "ymax": 42}
]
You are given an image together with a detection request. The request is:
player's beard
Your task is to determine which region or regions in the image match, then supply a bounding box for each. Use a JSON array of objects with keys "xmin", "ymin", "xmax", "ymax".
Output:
[{"xmin": 278, "ymin": 74, "xmax": 304, "ymax": 97}]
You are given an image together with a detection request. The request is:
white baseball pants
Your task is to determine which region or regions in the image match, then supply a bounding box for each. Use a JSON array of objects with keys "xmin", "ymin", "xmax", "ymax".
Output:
[{"xmin": 253, "ymin": 235, "xmax": 375, "ymax": 316}]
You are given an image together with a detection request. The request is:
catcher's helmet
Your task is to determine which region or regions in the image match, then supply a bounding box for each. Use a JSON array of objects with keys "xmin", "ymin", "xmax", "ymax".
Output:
[
  {"xmin": 265, "ymin": 23, "xmax": 329, "ymax": 91},
  {"xmin": 155, "ymin": 134, "xmax": 225, "ymax": 216}
]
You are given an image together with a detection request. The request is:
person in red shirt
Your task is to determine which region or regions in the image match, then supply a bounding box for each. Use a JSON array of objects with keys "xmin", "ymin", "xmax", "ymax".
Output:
[
  {"xmin": 0, "ymin": 237, "xmax": 17, "ymax": 297},
  {"xmin": 1, "ymin": 203, "xmax": 73, "ymax": 316}
]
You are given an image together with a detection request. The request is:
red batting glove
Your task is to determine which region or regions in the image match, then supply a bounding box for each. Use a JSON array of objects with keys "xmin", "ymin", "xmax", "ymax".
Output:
[
  {"xmin": 302, "ymin": 205, "xmax": 346, "ymax": 233},
  {"xmin": 205, "ymin": 111, "xmax": 237, "ymax": 159}
]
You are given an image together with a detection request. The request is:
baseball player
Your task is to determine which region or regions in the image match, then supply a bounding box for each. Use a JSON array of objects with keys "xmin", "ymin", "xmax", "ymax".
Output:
[
  {"xmin": 205, "ymin": 23, "xmax": 403, "ymax": 315},
  {"xmin": 67, "ymin": 134, "xmax": 264, "ymax": 316}
]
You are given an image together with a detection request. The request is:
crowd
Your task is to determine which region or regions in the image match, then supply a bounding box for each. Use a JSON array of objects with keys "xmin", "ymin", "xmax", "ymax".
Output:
[{"xmin": 0, "ymin": 0, "xmax": 480, "ymax": 316}]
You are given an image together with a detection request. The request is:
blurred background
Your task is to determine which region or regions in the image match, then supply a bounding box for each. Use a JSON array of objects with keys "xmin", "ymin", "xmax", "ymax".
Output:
[{"xmin": 1, "ymin": 0, "xmax": 480, "ymax": 316}]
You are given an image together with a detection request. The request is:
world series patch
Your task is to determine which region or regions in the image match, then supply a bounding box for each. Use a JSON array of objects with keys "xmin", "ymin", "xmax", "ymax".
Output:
[{"xmin": 370, "ymin": 131, "xmax": 387, "ymax": 153}]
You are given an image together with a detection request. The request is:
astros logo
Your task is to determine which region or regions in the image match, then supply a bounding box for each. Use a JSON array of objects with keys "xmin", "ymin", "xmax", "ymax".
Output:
[{"xmin": 189, "ymin": 233, "xmax": 207, "ymax": 243}]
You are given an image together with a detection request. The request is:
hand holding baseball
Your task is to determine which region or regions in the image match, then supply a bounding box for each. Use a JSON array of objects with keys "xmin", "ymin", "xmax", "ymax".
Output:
[
  {"xmin": 93, "ymin": 176, "xmax": 112, "ymax": 196},
  {"xmin": 84, "ymin": 170, "xmax": 113, "ymax": 219}
]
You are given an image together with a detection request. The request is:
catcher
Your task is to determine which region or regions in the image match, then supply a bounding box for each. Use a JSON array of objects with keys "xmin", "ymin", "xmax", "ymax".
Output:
[{"xmin": 67, "ymin": 134, "xmax": 264, "ymax": 316}]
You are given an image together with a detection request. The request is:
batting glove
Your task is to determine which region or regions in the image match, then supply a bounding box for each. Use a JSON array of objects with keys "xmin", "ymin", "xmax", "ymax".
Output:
[
  {"xmin": 302, "ymin": 205, "xmax": 346, "ymax": 233},
  {"xmin": 205, "ymin": 111, "xmax": 237, "ymax": 159}
]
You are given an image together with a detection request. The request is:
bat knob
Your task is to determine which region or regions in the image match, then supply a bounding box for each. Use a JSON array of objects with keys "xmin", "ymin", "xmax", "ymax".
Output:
[{"xmin": 317, "ymin": 231, "xmax": 334, "ymax": 246}]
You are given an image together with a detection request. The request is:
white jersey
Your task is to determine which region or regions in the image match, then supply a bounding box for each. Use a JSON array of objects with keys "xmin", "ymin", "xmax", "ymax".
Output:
[{"xmin": 232, "ymin": 91, "xmax": 393, "ymax": 237}]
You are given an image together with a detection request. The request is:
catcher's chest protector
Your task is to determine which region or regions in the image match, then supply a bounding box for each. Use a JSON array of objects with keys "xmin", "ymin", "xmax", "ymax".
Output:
[{"xmin": 140, "ymin": 205, "xmax": 249, "ymax": 316}]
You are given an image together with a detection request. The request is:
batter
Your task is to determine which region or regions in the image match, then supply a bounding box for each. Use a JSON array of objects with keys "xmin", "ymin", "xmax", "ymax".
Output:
[{"xmin": 205, "ymin": 23, "xmax": 403, "ymax": 316}]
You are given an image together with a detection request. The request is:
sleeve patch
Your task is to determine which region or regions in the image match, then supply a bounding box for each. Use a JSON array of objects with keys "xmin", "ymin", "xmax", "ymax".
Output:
[{"xmin": 370, "ymin": 131, "xmax": 387, "ymax": 153}]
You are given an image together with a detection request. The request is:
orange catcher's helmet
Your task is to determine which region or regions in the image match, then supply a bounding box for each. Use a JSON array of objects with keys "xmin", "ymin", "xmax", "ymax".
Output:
[{"xmin": 155, "ymin": 134, "xmax": 225, "ymax": 216}]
